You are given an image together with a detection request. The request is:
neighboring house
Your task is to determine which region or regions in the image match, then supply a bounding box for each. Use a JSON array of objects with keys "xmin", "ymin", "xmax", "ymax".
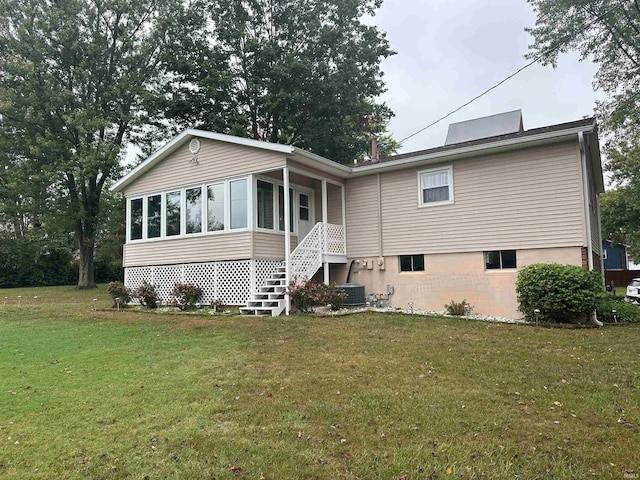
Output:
[
  {"xmin": 111, "ymin": 111, "xmax": 604, "ymax": 319},
  {"xmin": 601, "ymin": 240, "xmax": 629, "ymax": 270}
]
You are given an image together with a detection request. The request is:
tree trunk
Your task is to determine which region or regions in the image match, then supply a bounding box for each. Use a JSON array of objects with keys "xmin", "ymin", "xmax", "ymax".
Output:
[{"xmin": 77, "ymin": 236, "xmax": 96, "ymax": 289}]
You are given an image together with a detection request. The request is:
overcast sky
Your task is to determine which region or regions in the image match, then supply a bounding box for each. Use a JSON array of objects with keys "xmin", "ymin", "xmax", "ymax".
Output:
[{"xmin": 371, "ymin": 0, "xmax": 604, "ymax": 154}]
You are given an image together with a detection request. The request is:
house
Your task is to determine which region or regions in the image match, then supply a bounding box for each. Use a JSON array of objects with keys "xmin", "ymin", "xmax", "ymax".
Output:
[
  {"xmin": 601, "ymin": 240, "xmax": 629, "ymax": 270},
  {"xmin": 111, "ymin": 111, "xmax": 604, "ymax": 318}
]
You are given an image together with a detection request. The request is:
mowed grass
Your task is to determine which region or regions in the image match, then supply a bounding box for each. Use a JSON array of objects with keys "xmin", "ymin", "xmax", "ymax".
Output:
[{"xmin": 0, "ymin": 286, "xmax": 639, "ymax": 479}]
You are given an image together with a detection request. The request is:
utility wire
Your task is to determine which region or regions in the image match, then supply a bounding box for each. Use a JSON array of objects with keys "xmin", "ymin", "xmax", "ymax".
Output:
[{"xmin": 398, "ymin": 3, "xmax": 623, "ymax": 144}]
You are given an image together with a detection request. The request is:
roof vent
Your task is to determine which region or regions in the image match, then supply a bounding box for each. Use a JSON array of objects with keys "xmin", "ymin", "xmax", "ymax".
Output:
[
  {"xmin": 444, "ymin": 110, "xmax": 524, "ymax": 146},
  {"xmin": 188, "ymin": 138, "xmax": 201, "ymax": 154}
]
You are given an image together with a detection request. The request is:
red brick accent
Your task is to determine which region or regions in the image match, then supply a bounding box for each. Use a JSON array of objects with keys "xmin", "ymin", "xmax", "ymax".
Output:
[{"xmin": 581, "ymin": 247, "xmax": 589, "ymax": 269}]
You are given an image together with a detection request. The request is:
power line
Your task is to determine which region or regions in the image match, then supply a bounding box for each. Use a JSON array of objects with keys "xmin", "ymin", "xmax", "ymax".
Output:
[{"xmin": 398, "ymin": 3, "xmax": 622, "ymax": 145}]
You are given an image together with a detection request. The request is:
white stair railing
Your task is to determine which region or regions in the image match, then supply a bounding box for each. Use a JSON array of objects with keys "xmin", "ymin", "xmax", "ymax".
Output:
[{"xmin": 289, "ymin": 222, "xmax": 346, "ymax": 284}]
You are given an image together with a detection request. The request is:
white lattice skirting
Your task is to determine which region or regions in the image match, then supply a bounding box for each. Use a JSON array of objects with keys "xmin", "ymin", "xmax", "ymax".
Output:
[{"xmin": 124, "ymin": 259, "xmax": 284, "ymax": 306}]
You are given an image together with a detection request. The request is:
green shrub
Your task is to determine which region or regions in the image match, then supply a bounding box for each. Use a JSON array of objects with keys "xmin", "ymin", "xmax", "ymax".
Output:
[
  {"xmin": 133, "ymin": 281, "xmax": 159, "ymax": 309},
  {"xmin": 107, "ymin": 281, "xmax": 131, "ymax": 307},
  {"xmin": 171, "ymin": 283, "xmax": 203, "ymax": 310},
  {"xmin": 597, "ymin": 296, "xmax": 640, "ymax": 323},
  {"xmin": 444, "ymin": 299, "xmax": 473, "ymax": 316},
  {"xmin": 288, "ymin": 280, "xmax": 346, "ymax": 313},
  {"xmin": 515, "ymin": 263, "xmax": 605, "ymax": 323}
]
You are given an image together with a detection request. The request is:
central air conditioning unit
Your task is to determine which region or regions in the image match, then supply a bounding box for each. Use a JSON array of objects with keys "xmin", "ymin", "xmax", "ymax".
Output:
[{"xmin": 337, "ymin": 283, "xmax": 365, "ymax": 307}]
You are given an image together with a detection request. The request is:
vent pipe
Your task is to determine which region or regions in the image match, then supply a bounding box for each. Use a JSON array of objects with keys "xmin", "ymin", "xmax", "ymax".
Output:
[{"xmin": 370, "ymin": 135, "xmax": 379, "ymax": 163}]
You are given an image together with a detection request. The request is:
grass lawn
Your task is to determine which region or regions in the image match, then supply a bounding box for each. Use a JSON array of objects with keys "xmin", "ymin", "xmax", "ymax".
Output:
[{"xmin": 1, "ymin": 286, "xmax": 639, "ymax": 479}]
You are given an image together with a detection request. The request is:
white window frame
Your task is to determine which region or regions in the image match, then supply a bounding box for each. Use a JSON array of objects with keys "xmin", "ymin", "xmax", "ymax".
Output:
[
  {"xmin": 253, "ymin": 175, "xmax": 298, "ymax": 235},
  {"xmin": 125, "ymin": 176, "xmax": 251, "ymax": 243},
  {"xmin": 417, "ymin": 165, "xmax": 454, "ymax": 207}
]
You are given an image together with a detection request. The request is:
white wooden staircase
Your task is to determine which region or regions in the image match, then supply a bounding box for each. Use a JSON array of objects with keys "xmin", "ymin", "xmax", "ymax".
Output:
[{"xmin": 240, "ymin": 222, "xmax": 346, "ymax": 316}]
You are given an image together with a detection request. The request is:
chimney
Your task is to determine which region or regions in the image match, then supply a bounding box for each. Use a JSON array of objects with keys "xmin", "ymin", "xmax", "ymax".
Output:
[{"xmin": 370, "ymin": 135, "xmax": 379, "ymax": 163}]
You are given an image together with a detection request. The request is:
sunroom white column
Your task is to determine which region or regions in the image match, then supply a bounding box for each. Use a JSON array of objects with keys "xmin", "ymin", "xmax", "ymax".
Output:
[
  {"xmin": 341, "ymin": 184, "xmax": 347, "ymax": 253},
  {"xmin": 322, "ymin": 179, "xmax": 329, "ymax": 284},
  {"xmin": 283, "ymin": 166, "xmax": 291, "ymax": 315}
]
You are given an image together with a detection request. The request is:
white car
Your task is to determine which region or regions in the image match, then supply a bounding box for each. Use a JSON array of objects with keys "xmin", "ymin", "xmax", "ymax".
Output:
[{"xmin": 627, "ymin": 278, "xmax": 640, "ymax": 304}]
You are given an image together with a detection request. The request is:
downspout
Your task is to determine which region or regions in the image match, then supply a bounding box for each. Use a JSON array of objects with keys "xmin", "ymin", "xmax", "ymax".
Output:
[{"xmin": 579, "ymin": 132, "xmax": 603, "ymax": 327}]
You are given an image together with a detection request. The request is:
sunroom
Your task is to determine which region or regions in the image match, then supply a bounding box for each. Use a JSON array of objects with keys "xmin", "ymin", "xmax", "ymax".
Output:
[{"xmin": 112, "ymin": 130, "xmax": 348, "ymax": 309}]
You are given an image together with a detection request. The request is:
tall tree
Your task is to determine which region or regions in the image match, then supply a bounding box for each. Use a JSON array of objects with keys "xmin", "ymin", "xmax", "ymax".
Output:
[
  {"xmin": 0, "ymin": 0, "xmax": 206, "ymax": 288},
  {"xmin": 163, "ymin": 0, "xmax": 397, "ymax": 164},
  {"xmin": 600, "ymin": 143, "xmax": 640, "ymax": 260},
  {"xmin": 525, "ymin": 0, "xmax": 640, "ymax": 142}
]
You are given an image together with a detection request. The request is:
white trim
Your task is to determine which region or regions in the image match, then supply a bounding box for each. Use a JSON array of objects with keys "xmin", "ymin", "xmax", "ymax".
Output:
[
  {"xmin": 417, "ymin": 165, "xmax": 454, "ymax": 207},
  {"xmin": 283, "ymin": 166, "xmax": 291, "ymax": 315},
  {"xmin": 579, "ymin": 132, "xmax": 594, "ymax": 270}
]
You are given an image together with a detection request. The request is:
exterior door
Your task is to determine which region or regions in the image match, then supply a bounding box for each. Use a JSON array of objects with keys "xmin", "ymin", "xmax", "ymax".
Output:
[{"xmin": 297, "ymin": 189, "xmax": 315, "ymax": 240}]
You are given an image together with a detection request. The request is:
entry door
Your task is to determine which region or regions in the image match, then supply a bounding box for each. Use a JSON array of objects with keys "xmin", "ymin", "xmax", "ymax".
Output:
[{"xmin": 297, "ymin": 189, "xmax": 315, "ymax": 240}]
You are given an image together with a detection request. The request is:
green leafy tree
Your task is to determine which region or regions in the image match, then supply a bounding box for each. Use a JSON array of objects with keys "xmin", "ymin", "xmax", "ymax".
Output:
[
  {"xmin": 525, "ymin": 0, "xmax": 640, "ymax": 141},
  {"xmin": 0, "ymin": 0, "xmax": 206, "ymax": 288},
  {"xmin": 170, "ymin": 0, "xmax": 397, "ymax": 164},
  {"xmin": 600, "ymin": 142, "xmax": 640, "ymax": 261}
]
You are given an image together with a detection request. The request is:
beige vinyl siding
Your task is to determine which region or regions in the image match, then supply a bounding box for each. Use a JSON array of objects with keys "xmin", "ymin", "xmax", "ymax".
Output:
[
  {"xmin": 344, "ymin": 175, "xmax": 380, "ymax": 257},
  {"xmin": 287, "ymin": 159, "xmax": 343, "ymax": 185},
  {"xmin": 253, "ymin": 231, "xmax": 299, "ymax": 258},
  {"xmin": 123, "ymin": 232, "xmax": 251, "ymax": 267},
  {"xmin": 326, "ymin": 183, "xmax": 343, "ymax": 225},
  {"xmin": 122, "ymin": 139, "xmax": 286, "ymax": 196},
  {"xmin": 361, "ymin": 141, "xmax": 585, "ymax": 256}
]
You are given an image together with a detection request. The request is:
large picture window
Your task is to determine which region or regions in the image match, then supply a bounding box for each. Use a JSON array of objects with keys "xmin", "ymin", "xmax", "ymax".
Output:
[{"xmin": 419, "ymin": 166, "xmax": 453, "ymax": 206}]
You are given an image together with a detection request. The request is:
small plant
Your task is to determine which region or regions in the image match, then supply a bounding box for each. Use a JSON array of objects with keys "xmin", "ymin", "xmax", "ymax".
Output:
[
  {"xmin": 133, "ymin": 281, "xmax": 159, "ymax": 309},
  {"xmin": 107, "ymin": 281, "xmax": 131, "ymax": 308},
  {"xmin": 597, "ymin": 297, "xmax": 640, "ymax": 323},
  {"xmin": 171, "ymin": 283, "xmax": 203, "ymax": 310},
  {"xmin": 445, "ymin": 299, "xmax": 472, "ymax": 316},
  {"xmin": 287, "ymin": 280, "xmax": 346, "ymax": 313},
  {"xmin": 516, "ymin": 263, "xmax": 605, "ymax": 323}
]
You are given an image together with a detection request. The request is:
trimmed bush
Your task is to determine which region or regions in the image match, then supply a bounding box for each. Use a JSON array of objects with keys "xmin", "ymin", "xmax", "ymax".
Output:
[
  {"xmin": 288, "ymin": 280, "xmax": 346, "ymax": 313},
  {"xmin": 107, "ymin": 281, "xmax": 131, "ymax": 307},
  {"xmin": 597, "ymin": 296, "xmax": 640, "ymax": 323},
  {"xmin": 516, "ymin": 263, "xmax": 605, "ymax": 323},
  {"xmin": 133, "ymin": 281, "xmax": 159, "ymax": 309},
  {"xmin": 172, "ymin": 283, "xmax": 203, "ymax": 310}
]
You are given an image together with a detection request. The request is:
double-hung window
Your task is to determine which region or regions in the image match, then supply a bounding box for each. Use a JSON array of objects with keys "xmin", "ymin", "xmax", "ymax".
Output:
[{"xmin": 419, "ymin": 166, "xmax": 453, "ymax": 206}]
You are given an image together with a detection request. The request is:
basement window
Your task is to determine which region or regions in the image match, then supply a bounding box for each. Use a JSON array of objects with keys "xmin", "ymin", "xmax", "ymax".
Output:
[
  {"xmin": 485, "ymin": 250, "xmax": 517, "ymax": 270},
  {"xmin": 399, "ymin": 255, "xmax": 425, "ymax": 272}
]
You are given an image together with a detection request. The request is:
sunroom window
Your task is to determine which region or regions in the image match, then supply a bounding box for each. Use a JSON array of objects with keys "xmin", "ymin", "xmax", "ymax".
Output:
[
  {"xmin": 278, "ymin": 185, "xmax": 294, "ymax": 232},
  {"xmin": 165, "ymin": 191, "xmax": 181, "ymax": 237},
  {"xmin": 230, "ymin": 179, "xmax": 247, "ymax": 229},
  {"xmin": 207, "ymin": 183, "xmax": 225, "ymax": 231},
  {"xmin": 257, "ymin": 180, "xmax": 274, "ymax": 229},
  {"xmin": 130, "ymin": 198, "xmax": 143, "ymax": 240},
  {"xmin": 419, "ymin": 166, "xmax": 453, "ymax": 206},
  {"xmin": 147, "ymin": 195, "xmax": 161, "ymax": 238},
  {"xmin": 185, "ymin": 187, "xmax": 202, "ymax": 234}
]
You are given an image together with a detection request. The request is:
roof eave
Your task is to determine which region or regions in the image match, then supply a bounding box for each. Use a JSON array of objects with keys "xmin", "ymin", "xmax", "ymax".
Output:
[{"xmin": 350, "ymin": 121, "xmax": 597, "ymax": 176}]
